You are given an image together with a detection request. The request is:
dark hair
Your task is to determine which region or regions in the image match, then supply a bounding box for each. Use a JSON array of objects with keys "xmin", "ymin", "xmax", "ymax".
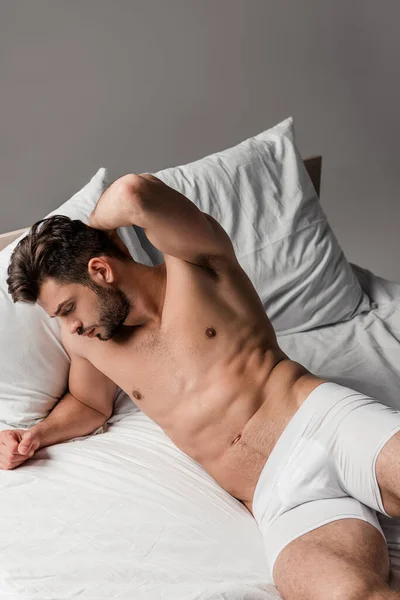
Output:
[{"xmin": 6, "ymin": 215, "xmax": 131, "ymax": 304}]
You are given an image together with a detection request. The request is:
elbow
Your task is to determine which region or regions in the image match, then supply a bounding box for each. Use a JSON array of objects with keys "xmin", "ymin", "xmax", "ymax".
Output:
[
  {"xmin": 115, "ymin": 174, "xmax": 148, "ymax": 226},
  {"xmin": 118, "ymin": 174, "xmax": 147, "ymax": 201},
  {"xmin": 102, "ymin": 409, "xmax": 113, "ymax": 422}
]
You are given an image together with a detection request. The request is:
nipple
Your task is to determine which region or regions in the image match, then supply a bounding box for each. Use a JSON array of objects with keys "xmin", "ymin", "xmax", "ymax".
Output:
[
  {"xmin": 205, "ymin": 327, "xmax": 216, "ymax": 338},
  {"xmin": 132, "ymin": 390, "xmax": 142, "ymax": 400}
]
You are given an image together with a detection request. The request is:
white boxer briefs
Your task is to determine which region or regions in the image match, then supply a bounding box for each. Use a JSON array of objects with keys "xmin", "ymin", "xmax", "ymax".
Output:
[{"xmin": 252, "ymin": 381, "xmax": 400, "ymax": 578}]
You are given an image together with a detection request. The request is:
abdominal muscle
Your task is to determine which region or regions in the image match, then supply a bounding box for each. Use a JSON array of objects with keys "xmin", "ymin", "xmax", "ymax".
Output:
[{"xmin": 156, "ymin": 347, "xmax": 326, "ymax": 514}]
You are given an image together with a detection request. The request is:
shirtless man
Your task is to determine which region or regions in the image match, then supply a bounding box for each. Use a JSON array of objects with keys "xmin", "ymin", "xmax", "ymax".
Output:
[{"xmin": 5, "ymin": 174, "xmax": 400, "ymax": 599}]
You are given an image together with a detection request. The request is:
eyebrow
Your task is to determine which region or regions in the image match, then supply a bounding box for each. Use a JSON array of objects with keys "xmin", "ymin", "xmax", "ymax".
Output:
[{"xmin": 51, "ymin": 298, "xmax": 74, "ymax": 318}]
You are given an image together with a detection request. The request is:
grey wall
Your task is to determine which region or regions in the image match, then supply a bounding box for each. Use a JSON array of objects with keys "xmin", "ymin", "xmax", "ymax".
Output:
[{"xmin": 1, "ymin": 0, "xmax": 399, "ymax": 280}]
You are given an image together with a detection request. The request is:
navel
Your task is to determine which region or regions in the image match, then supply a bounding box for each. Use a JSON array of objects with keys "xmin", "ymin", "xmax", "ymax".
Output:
[
  {"xmin": 231, "ymin": 434, "xmax": 242, "ymax": 445},
  {"xmin": 132, "ymin": 390, "xmax": 143, "ymax": 401},
  {"xmin": 205, "ymin": 327, "xmax": 216, "ymax": 338}
]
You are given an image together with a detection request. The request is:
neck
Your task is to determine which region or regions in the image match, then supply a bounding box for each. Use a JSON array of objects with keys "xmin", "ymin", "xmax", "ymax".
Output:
[{"xmin": 121, "ymin": 261, "xmax": 166, "ymax": 327}]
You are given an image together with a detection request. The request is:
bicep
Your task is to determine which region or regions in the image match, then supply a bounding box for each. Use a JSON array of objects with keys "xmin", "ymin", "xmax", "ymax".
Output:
[
  {"xmin": 129, "ymin": 174, "xmax": 238, "ymax": 267},
  {"xmin": 62, "ymin": 335, "xmax": 117, "ymax": 419}
]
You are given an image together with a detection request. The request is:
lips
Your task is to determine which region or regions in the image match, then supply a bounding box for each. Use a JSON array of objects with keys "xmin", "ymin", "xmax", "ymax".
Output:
[{"xmin": 86, "ymin": 328, "xmax": 96, "ymax": 338}]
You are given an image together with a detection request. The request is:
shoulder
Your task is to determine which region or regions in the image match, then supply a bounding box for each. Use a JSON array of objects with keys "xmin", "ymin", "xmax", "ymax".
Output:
[{"xmin": 60, "ymin": 325, "xmax": 89, "ymax": 360}]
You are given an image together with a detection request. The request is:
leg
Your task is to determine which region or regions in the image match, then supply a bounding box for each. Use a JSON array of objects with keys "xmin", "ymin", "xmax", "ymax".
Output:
[
  {"xmin": 376, "ymin": 431, "xmax": 400, "ymax": 517},
  {"xmin": 249, "ymin": 383, "xmax": 400, "ymax": 595},
  {"xmin": 273, "ymin": 518, "xmax": 397, "ymax": 600}
]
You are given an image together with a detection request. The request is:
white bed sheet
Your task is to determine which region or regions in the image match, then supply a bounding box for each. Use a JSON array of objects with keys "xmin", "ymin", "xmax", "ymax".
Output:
[
  {"xmin": 0, "ymin": 404, "xmax": 277, "ymax": 599},
  {"xmin": 2, "ymin": 263, "xmax": 400, "ymax": 599}
]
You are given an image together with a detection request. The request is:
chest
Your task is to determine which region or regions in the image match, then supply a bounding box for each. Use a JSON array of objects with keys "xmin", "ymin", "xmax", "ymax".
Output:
[{"xmin": 85, "ymin": 256, "xmax": 273, "ymax": 414}]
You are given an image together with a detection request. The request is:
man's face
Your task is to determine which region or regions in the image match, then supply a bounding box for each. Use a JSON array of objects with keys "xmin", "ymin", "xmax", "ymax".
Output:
[{"xmin": 38, "ymin": 278, "xmax": 132, "ymax": 341}]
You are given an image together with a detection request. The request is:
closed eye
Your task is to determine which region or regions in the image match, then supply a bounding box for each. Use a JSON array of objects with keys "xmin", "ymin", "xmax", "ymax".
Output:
[{"xmin": 62, "ymin": 304, "xmax": 74, "ymax": 317}]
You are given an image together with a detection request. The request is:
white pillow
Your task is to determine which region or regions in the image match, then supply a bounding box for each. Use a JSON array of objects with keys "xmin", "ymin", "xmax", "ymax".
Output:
[
  {"xmin": 0, "ymin": 168, "xmax": 151, "ymax": 428},
  {"xmin": 139, "ymin": 117, "xmax": 370, "ymax": 334}
]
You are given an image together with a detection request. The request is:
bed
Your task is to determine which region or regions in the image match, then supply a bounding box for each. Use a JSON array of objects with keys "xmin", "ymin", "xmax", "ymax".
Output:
[{"xmin": 1, "ymin": 120, "xmax": 400, "ymax": 599}]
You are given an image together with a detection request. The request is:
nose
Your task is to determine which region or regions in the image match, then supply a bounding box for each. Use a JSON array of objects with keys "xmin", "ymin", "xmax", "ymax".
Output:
[{"xmin": 69, "ymin": 319, "xmax": 84, "ymax": 336}]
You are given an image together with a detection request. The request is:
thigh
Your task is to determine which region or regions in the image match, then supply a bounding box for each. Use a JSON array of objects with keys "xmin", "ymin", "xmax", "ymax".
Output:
[
  {"xmin": 376, "ymin": 431, "xmax": 400, "ymax": 517},
  {"xmin": 273, "ymin": 519, "xmax": 391, "ymax": 600}
]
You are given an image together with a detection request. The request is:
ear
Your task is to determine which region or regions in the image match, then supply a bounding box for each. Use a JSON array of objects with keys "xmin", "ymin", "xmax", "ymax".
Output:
[{"xmin": 87, "ymin": 256, "xmax": 116, "ymax": 284}]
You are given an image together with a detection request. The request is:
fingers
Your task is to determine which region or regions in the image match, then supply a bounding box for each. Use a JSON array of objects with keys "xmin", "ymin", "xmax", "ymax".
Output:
[
  {"xmin": 1, "ymin": 430, "xmax": 20, "ymax": 454},
  {"xmin": 0, "ymin": 430, "xmax": 39, "ymax": 470},
  {"xmin": 0, "ymin": 448, "xmax": 36, "ymax": 470},
  {"xmin": 18, "ymin": 431, "xmax": 35, "ymax": 455}
]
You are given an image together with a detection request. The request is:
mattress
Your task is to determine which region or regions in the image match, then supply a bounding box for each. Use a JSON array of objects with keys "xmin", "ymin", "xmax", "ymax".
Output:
[{"xmin": 1, "ymin": 263, "xmax": 400, "ymax": 599}]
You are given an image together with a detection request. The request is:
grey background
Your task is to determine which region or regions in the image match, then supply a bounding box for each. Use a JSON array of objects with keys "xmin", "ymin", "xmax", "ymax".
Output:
[{"xmin": 1, "ymin": 0, "xmax": 399, "ymax": 279}]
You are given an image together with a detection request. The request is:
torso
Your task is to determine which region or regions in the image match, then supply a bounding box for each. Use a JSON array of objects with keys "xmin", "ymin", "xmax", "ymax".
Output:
[{"xmin": 65, "ymin": 254, "xmax": 326, "ymax": 513}]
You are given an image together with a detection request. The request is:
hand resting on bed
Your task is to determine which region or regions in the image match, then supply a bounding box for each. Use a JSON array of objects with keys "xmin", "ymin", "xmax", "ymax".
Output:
[{"xmin": 0, "ymin": 429, "xmax": 40, "ymax": 470}]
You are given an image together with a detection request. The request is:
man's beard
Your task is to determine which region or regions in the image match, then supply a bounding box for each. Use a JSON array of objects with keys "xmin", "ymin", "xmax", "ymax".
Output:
[{"xmin": 93, "ymin": 284, "xmax": 131, "ymax": 341}]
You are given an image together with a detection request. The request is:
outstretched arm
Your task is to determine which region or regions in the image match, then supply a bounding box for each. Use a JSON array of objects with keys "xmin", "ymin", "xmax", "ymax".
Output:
[
  {"xmin": 29, "ymin": 390, "xmax": 110, "ymax": 449},
  {"xmin": 30, "ymin": 332, "xmax": 118, "ymax": 449}
]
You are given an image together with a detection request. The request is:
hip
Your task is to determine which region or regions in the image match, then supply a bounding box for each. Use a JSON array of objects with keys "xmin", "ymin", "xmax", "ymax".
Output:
[{"xmin": 198, "ymin": 366, "xmax": 326, "ymax": 507}]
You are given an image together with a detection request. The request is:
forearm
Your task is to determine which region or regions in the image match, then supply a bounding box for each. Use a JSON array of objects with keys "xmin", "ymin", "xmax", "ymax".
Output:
[
  {"xmin": 88, "ymin": 174, "xmax": 143, "ymax": 231},
  {"xmin": 29, "ymin": 392, "xmax": 108, "ymax": 449}
]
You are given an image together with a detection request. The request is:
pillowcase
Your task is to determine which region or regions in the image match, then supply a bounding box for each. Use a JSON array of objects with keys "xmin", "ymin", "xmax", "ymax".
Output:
[
  {"xmin": 0, "ymin": 168, "xmax": 151, "ymax": 428},
  {"xmin": 137, "ymin": 117, "xmax": 370, "ymax": 334}
]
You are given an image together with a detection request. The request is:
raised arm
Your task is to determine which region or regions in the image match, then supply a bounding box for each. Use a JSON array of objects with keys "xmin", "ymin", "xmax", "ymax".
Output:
[{"xmin": 88, "ymin": 173, "xmax": 238, "ymax": 270}]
